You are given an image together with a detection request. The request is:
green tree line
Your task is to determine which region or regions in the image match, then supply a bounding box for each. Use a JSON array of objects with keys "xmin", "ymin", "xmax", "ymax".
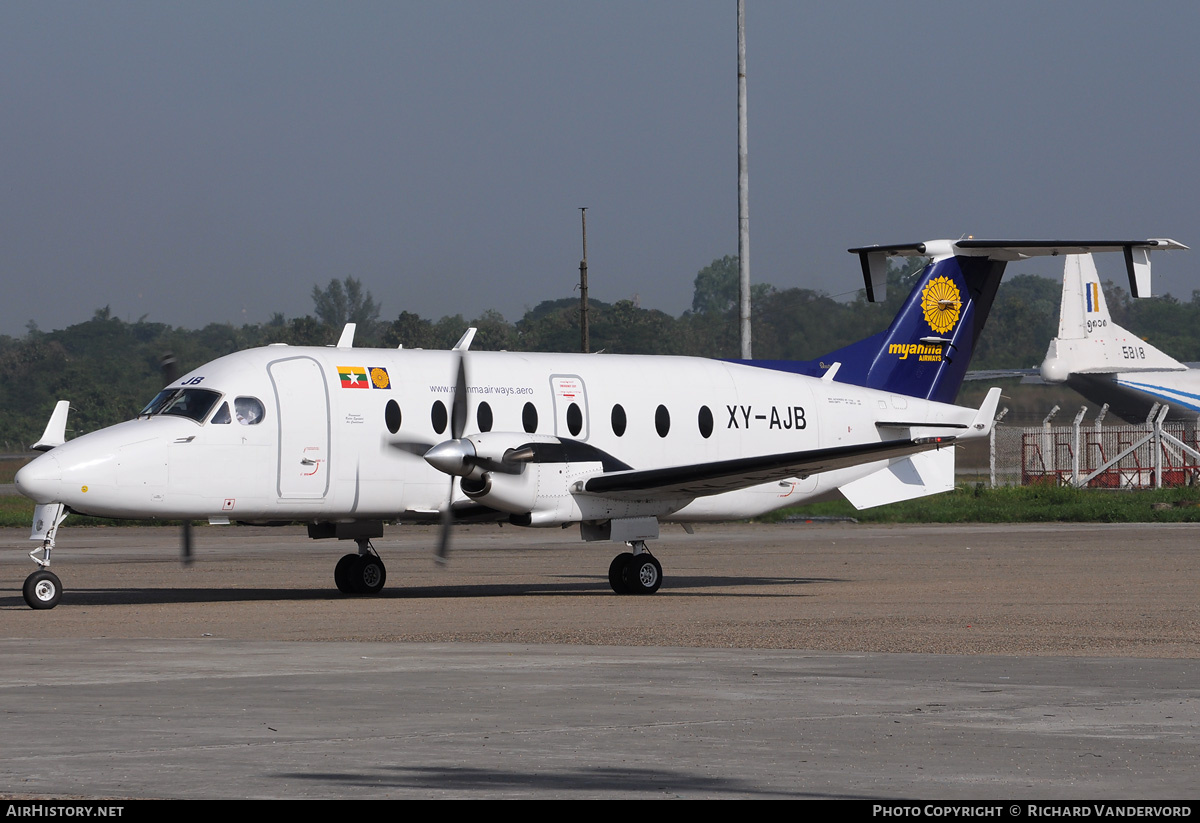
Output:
[{"xmin": 1, "ymin": 266, "xmax": 1194, "ymax": 449}]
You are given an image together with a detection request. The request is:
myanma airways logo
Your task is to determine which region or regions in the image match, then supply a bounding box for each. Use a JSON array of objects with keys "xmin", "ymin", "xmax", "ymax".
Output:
[
  {"xmin": 888, "ymin": 275, "xmax": 964, "ymax": 362},
  {"xmin": 920, "ymin": 275, "xmax": 962, "ymax": 335}
]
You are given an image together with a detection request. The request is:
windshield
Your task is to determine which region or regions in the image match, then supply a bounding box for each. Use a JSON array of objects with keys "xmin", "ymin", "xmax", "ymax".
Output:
[{"xmin": 138, "ymin": 388, "xmax": 222, "ymax": 423}]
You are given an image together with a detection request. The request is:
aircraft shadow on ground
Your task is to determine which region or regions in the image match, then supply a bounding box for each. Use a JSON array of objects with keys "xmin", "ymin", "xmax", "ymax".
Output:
[
  {"xmin": 271, "ymin": 763, "xmax": 878, "ymax": 800},
  {"xmin": 0, "ymin": 574, "xmax": 843, "ymax": 607}
]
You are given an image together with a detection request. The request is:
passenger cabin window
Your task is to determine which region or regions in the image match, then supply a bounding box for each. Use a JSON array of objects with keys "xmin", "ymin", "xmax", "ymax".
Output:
[
  {"xmin": 611, "ymin": 404, "xmax": 627, "ymax": 437},
  {"xmin": 655, "ymin": 404, "xmax": 670, "ymax": 438},
  {"xmin": 477, "ymin": 401, "xmax": 494, "ymax": 432},
  {"xmin": 522, "ymin": 402, "xmax": 538, "ymax": 433},
  {"xmin": 432, "ymin": 401, "xmax": 448, "ymax": 435},
  {"xmin": 385, "ymin": 400, "xmax": 402, "ymax": 434}
]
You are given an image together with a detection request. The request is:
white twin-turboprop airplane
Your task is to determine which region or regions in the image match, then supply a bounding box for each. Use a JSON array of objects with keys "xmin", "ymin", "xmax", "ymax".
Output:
[{"xmin": 12, "ymin": 238, "xmax": 1183, "ymax": 609}]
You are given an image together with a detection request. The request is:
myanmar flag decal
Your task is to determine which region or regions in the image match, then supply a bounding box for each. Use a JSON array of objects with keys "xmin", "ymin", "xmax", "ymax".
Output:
[{"xmin": 338, "ymin": 366, "xmax": 369, "ymax": 388}]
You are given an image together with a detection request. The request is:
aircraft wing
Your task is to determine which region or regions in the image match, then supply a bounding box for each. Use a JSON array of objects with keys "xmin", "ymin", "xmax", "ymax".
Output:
[
  {"xmin": 962, "ymin": 368, "xmax": 1039, "ymax": 381},
  {"xmin": 580, "ymin": 436, "xmax": 954, "ymax": 499}
]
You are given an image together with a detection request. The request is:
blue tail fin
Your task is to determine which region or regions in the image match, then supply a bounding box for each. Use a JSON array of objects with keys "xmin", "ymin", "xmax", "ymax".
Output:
[
  {"xmin": 737, "ymin": 255, "xmax": 1005, "ymax": 404},
  {"xmin": 810, "ymin": 255, "xmax": 1004, "ymax": 403}
]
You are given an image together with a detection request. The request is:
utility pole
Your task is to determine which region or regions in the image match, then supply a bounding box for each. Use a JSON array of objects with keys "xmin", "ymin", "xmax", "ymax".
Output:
[
  {"xmin": 579, "ymin": 207, "xmax": 589, "ymax": 354},
  {"xmin": 737, "ymin": 0, "xmax": 751, "ymax": 359}
]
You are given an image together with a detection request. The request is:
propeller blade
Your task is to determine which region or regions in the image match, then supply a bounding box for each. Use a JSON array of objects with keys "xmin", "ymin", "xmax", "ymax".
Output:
[
  {"xmin": 385, "ymin": 437, "xmax": 437, "ymax": 456},
  {"xmin": 431, "ymin": 346, "xmax": 477, "ymax": 565},
  {"xmin": 450, "ymin": 352, "xmax": 468, "ymax": 440},
  {"xmin": 160, "ymin": 353, "xmax": 180, "ymax": 385},
  {"xmin": 436, "ymin": 479, "xmax": 454, "ymax": 565},
  {"xmin": 181, "ymin": 520, "xmax": 193, "ymax": 566}
]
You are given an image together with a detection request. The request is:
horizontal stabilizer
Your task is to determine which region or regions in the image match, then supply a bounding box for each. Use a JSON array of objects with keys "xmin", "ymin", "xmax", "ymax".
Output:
[{"xmin": 848, "ymin": 238, "xmax": 1186, "ymax": 302}]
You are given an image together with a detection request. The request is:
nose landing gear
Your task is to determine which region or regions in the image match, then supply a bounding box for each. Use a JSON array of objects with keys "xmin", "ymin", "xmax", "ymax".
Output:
[{"xmin": 22, "ymin": 502, "xmax": 68, "ymax": 610}]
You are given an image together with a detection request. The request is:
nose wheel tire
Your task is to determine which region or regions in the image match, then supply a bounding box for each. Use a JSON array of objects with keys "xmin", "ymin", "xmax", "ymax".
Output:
[{"xmin": 23, "ymin": 570, "xmax": 62, "ymax": 610}]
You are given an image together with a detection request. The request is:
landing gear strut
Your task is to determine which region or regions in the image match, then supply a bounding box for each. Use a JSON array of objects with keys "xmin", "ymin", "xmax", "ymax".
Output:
[
  {"xmin": 608, "ymin": 541, "xmax": 662, "ymax": 595},
  {"xmin": 335, "ymin": 538, "xmax": 387, "ymax": 595}
]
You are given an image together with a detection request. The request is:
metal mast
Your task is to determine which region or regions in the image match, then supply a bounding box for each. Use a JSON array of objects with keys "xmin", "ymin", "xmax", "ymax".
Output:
[
  {"xmin": 579, "ymin": 207, "xmax": 589, "ymax": 354},
  {"xmin": 737, "ymin": 0, "xmax": 751, "ymax": 358}
]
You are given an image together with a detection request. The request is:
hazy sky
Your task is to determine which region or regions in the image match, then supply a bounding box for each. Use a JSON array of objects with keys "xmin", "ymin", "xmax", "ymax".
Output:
[{"xmin": 3, "ymin": 1, "xmax": 1198, "ymax": 337}]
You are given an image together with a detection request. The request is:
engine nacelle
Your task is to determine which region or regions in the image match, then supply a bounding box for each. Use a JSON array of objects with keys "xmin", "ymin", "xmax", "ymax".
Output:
[
  {"xmin": 454, "ymin": 433, "xmax": 574, "ymax": 516},
  {"xmin": 454, "ymin": 433, "xmax": 693, "ymax": 528},
  {"xmin": 1040, "ymin": 340, "xmax": 1070, "ymax": 384}
]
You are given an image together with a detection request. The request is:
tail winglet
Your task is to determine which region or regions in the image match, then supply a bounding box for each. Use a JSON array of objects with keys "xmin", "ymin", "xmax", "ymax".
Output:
[{"xmin": 964, "ymin": 387, "xmax": 1002, "ymax": 439}]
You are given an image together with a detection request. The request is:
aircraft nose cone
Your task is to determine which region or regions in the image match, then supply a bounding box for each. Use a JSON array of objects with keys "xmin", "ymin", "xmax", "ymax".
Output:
[
  {"xmin": 14, "ymin": 453, "xmax": 62, "ymax": 504},
  {"xmin": 424, "ymin": 439, "xmax": 476, "ymax": 476}
]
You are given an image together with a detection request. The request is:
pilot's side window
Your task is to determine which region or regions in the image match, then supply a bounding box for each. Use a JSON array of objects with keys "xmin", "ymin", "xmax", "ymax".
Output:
[
  {"xmin": 211, "ymin": 402, "xmax": 231, "ymax": 425},
  {"xmin": 235, "ymin": 397, "xmax": 265, "ymax": 425}
]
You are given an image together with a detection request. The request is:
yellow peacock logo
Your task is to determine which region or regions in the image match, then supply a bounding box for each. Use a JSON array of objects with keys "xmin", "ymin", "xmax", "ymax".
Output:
[{"xmin": 921, "ymin": 276, "xmax": 962, "ymax": 335}]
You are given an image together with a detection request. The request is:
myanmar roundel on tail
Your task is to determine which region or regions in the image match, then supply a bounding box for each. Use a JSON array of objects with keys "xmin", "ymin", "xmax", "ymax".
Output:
[{"xmin": 921, "ymin": 275, "xmax": 961, "ymax": 335}]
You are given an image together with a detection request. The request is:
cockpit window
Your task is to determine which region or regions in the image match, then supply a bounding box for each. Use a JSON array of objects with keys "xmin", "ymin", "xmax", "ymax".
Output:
[
  {"xmin": 138, "ymin": 388, "xmax": 222, "ymax": 423},
  {"xmin": 234, "ymin": 397, "xmax": 265, "ymax": 425},
  {"xmin": 211, "ymin": 402, "xmax": 231, "ymax": 424}
]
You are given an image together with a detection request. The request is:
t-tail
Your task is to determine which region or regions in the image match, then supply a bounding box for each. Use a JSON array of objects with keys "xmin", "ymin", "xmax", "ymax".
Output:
[
  {"xmin": 740, "ymin": 238, "xmax": 1186, "ymax": 405},
  {"xmin": 1040, "ymin": 253, "xmax": 1186, "ymax": 383}
]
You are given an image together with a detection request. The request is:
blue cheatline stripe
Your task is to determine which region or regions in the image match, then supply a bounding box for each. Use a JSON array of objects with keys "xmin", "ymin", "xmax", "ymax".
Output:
[
  {"xmin": 1086, "ymin": 283, "xmax": 1094, "ymax": 313},
  {"xmin": 1117, "ymin": 378, "xmax": 1200, "ymax": 411}
]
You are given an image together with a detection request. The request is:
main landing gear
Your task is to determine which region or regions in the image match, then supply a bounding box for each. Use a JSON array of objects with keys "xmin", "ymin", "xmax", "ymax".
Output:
[
  {"xmin": 334, "ymin": 538, "xmax": 387, "ymax": 595},
  {"xmin": 608, "ymin": 541, "xmax": 662, "ymax": 595}
]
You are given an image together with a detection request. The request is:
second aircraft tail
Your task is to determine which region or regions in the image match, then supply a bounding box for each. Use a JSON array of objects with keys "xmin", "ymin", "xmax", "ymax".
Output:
[{"xmin": 1040, "ymin": 254, "xmax": 1186, "ymax": 383}]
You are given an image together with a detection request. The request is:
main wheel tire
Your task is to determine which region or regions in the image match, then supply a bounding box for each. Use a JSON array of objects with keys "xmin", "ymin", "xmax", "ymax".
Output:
[
  {"xmin": 350, "ymin": 555, "xmax": 387, "ymax": 595},
  {"xmin": 608, "ymin": 552, "xmax": 634, "ymax": 594},
  {"xmin": 334, "ymin": 553, "xmax": 358, "ymax": 593},
  {"xmin": 623, "ymin": 554, "xmax": 662, "ymax": 595},
  {"xmin": 23, "ymin": 570, "xmax": 62, "ymax": 610}
]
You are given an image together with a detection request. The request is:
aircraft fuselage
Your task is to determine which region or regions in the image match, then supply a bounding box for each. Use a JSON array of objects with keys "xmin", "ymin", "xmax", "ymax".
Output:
[{"xmin": 16, "ymin": 344, "xmax": 977, "ymax": 525}]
